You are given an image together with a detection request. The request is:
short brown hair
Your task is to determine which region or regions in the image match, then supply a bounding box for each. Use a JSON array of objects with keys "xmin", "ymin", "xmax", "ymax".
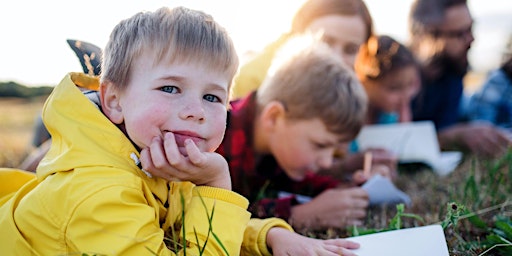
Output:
[
  {"xmin": 409, "ymin": 0, "xmax": 467, "ymax": 37},
  {"xmin": 101, "ymin": 6, "xmax": 238, "ymax": 91},
  {"xmin": 257, "ymin": 35, "xmax": 367, "ymax": 139}
]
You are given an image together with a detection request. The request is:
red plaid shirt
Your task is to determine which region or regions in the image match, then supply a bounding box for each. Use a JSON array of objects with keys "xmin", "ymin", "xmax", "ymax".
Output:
[{"xmin": 216, "ymin": 92, "xmax": 340, "ymax": 220}]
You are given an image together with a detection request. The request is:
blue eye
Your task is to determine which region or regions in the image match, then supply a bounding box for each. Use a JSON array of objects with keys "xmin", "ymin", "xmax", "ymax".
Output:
[
  {"xmin": 204, "ymin": 94, "xmax": 221, "ymax": 103},
  {"xmin": 160, "ymin": 86, "xmax": 179, "ymax": 93}
]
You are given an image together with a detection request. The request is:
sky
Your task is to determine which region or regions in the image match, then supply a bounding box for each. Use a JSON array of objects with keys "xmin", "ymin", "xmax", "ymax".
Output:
[{"xmin": 0, "ymin": 0, "xmax": 511, "ymax": 87}]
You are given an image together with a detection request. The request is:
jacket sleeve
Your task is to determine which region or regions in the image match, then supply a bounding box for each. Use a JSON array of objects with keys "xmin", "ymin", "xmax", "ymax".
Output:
[
  {"xmin": 182, "ymin": 186, "xmax": 251, "ymax": 255},
  {"xmin": 467, "ymin": 70, "xmax": 507, "ymax": 123},
  {"xmin": 240, "ymin": 218, "xmax": 294, "ymax": 256},
  {"xmin": 241, "ymin": 217, "xmax": 293, "ymax": 256}
]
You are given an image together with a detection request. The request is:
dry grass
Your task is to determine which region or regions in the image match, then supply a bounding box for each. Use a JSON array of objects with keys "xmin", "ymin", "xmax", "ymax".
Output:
[
  {"xmin": 0, "ymin": 97, "xmax": 47, "ymax": 167},
  {"xmin": 1, "ymin": 97, "xmax": 510, "ymax": 255},
  {"xmin": 305, "ymin": 155, "xmax": 512, "ymax": 256}
]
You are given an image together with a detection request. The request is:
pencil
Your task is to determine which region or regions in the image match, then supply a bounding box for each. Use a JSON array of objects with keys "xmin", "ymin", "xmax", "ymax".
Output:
[{"xmin": 364, "ymin": 152, "xmax": 372, "ymax": 177}]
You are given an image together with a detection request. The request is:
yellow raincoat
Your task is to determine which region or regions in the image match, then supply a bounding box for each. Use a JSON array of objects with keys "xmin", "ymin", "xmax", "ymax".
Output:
[{"xmin": 0, "ymin": 73, "xmax": 292, "ymax": 255}]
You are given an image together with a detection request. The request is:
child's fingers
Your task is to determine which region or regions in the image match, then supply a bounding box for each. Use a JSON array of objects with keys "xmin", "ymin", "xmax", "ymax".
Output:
[
  {"xmin": 185, "ymin": 139, "xmax": 207, "ymax": 166},
  {"xmin": 351, "ymin": 170, "xmax": 367, "ymax": 185},
  {"xmin": 162, "ymin": 132, "xmax": 185, "ymax": 167},
  {"xmin": 139, "ymin": 147, "xmax": 167, "ymax": 180},
  {"xmin": 324, "ymin": 239, "xmax": 360, "ymax": 249},
  {"xmin": 324, "ymin": 239, "xmax": 360, "ymax": 256},
  {"xmin": 139, "ymin": 148, "xmax": 155, "ymax": 171},
  {"xmin": 339, "ymin": 248, "xmax": 358, "ymax": 256},
  {"xmin": 148, "ymin": 136, "xmax": 169, "ymax": 168},
  {"xmin": 371, "ymin": 164, "xmax": 393, "ymax": 180},
  {"xmin": 322, "ymin": 245, "xmax": 358, "ymax": 256}
]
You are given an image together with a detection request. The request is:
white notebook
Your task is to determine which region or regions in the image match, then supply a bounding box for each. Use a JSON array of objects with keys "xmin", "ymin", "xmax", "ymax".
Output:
[
  {"xmin": 347, "ymin": 225, "xmax": 449, "ymax": 256},
  {"xmin": 355, "ymin": 121, "xmax": 462, "ymax": 176}
]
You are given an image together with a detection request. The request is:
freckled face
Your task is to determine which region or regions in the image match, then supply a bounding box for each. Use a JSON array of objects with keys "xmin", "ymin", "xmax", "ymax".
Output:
[
  {"xmin": 269, "ymin": 118, "xmax": 343, "ymax": 181},
  {"xmin": 113, "ymin": 53, "xmax": 230, "ymax": 153}
]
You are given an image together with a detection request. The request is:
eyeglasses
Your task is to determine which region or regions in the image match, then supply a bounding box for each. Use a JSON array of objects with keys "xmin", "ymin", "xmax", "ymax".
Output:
[{"xmin": 432, "ymin": 24, "xmax": 473, "ymax": 40}]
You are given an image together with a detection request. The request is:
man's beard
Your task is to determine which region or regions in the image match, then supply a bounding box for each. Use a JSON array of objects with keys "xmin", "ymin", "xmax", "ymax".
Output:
[{"xmin": 432, "ymin": 49, "xmax": 471, "ymax": 77}]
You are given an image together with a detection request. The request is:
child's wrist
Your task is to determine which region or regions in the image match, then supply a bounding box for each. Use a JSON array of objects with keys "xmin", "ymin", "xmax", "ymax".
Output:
[{"xmin": 204, "ymin": 175, "xmax": 232, "ymax": 190}]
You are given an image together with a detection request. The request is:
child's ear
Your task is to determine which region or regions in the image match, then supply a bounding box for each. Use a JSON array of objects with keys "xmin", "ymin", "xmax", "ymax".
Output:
[
  {"xmin": 100, "ymin": 82, "xmax": 124, "ymax": 124},
  {"xmin": 260, "ymin": 101, "xmax": 286, "ymax": 130}
]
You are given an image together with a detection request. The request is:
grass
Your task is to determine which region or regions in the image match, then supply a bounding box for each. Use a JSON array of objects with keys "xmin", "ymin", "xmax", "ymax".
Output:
[
  {"xmin": 303, "ymin": 152, "xmax": 512, "ymax": 256},
  {"xmin": 0, "ymin": 97, "xmax": 46, "ymax": 168},
  {"xmin": 1, "ymin": 97, "xmax": 510, "ymax": 255}
]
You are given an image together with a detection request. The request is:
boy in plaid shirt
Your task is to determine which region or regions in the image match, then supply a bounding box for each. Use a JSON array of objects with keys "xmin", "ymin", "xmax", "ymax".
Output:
[{"xmin": 217, "ymin": 35, "xmax": 371, "ymax": 231}]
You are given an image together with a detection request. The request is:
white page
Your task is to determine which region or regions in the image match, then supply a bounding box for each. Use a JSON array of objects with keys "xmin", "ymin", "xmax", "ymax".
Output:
[
  {"xmin": 355, "ymin": 121, "xmax": 462, "ymax": 175},
  {"xmin": 356, "ymin": 121, "xmax": 439, "ymax": 164},
  {"xmin": 433, "ymin": 151, "xmax": 464, "ymax": 176},
  {"xmin": 347, "ymin": 225, "xmax": 449, "ymax": 256},
  {"xmin": 361, "ymin": 174, "xmax": 411, "ymax": 206}
]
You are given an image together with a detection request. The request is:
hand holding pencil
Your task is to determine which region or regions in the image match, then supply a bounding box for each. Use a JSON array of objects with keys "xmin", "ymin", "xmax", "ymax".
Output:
[{"xmin": 351, "ymin": 149, "xmax": 397, "ymax": 185}]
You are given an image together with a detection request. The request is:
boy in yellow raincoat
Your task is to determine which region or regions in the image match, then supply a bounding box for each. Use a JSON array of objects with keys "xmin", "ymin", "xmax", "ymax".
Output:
[{"xmin": 0, "ymin": 6, "xmax": 359, "ymax": 256}]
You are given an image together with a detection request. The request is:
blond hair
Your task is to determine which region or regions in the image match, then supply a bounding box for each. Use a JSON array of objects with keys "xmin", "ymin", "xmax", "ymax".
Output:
[
  {"xmin": 257, "ymin": 35, "xmax": 367, "ymax": 138},
  {"xmin": 101, "ymin": 6, "xmax": 239, "ymax": 91}
]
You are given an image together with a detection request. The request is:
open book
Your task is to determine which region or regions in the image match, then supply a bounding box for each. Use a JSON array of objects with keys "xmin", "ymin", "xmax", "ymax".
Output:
[
  {"xmin": 347, "ymin": 224, "xmax": 449, "ymax": 255},
  {"xmin": 355, "ymin": 121, "xmax": 463, "ymax": 176}
]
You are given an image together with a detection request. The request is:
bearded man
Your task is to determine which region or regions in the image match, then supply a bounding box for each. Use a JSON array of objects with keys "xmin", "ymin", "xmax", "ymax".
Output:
[{"xmin": 409, "ymin": 0, "xmax": 511, "ymax": 157}]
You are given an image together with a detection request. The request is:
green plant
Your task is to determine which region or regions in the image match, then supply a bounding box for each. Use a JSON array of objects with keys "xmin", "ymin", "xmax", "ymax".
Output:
[
  {"xmin": 442, "ymin": 201, "xmax": 512, "ymax": 256},
  {"xmin": 197, "ymin": 191, "xmax": 230, "ymax": 256},
  {"xmin": 163, "ymin": 191, "xmax": 229, "ymax": 256},
  {"xmin": 350, "ymin": 203, "xmax": 424, "ymax": 236}
]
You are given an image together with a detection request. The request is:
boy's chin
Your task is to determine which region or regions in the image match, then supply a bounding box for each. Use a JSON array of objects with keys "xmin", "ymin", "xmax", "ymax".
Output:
[
  {"xmin": 286, "ymin": 171, "xmax": 307, "ymax": 181},
  {"xmin": 286, "ymin": 169, "xmax": 315, "ymax": 181}
]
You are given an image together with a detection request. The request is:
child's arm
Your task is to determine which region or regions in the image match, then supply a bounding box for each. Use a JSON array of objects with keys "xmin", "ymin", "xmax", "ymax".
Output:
[
  {"xmin": 242, "ymin": 218, "xmax": 359, "ymax": 256},
  {"xmin": 140, "ymin": 133, "xmax": 231, "ymax": 189},
  {"xmin": 251, "ymin": 174, "xmax": 369, "ymax": 230},
  {"xmin": 266, "ymin": 227, "xmax": 359, "ymax": 256},
  {"xmin": 289, "ymin": 187, "xmax": 369, "ymax": 230}
]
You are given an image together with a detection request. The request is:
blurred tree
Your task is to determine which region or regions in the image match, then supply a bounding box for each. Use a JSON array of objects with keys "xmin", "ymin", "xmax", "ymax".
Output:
[{"xmin": 0, "ymin": 81, "xmax": 53, "ymax": 98}]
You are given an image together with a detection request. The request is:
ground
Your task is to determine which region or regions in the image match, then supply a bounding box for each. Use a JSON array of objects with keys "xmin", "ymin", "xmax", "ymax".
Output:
[{"xmin": 1, "ymin": 96, "xmax": 510, "ymax": 255}]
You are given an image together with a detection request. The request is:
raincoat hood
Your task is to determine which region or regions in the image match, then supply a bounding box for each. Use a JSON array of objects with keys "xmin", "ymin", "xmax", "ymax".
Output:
[{"xmin": 37, "ymin": 73, "xmax": 167, "ymax": 197}]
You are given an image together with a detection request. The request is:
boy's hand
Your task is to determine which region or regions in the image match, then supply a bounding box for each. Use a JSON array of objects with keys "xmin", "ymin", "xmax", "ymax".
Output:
[
  {"xmin": 365, "ymin": 148, "xmax": 398, "ymax": 178},
  {"xmin": 322, "ymin": 148, "xmax": 398, "ymax": 182},
  {"xmin": 290, "ymin": 187, "xmax": 369, "ymax": 229},
  {"xmin": 139, "ymin": 133, "xmax": 231, "ymax": 190},
  {"xmin": 351, "ymin": 163, "xmax": 393, "ymax": 186},
  {"xmin": 267, "ymin": 227, "xmax": 359, "ymax": 256}
]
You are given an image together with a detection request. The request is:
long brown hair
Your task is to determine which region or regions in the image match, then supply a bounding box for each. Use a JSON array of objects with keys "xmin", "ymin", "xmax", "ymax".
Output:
[
  {"xmin": 355, "ymin": 35, "xmax": 418, "ymax": 82},
  {"xmin": 291, "ymin": 0, "xmax": 374, "ymax": 41}
]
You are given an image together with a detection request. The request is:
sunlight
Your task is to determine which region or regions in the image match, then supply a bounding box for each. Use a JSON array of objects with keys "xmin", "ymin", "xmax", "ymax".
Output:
[{"xmin": 0, "ymin": 0, "xmax": 510, "ymax": 87}]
